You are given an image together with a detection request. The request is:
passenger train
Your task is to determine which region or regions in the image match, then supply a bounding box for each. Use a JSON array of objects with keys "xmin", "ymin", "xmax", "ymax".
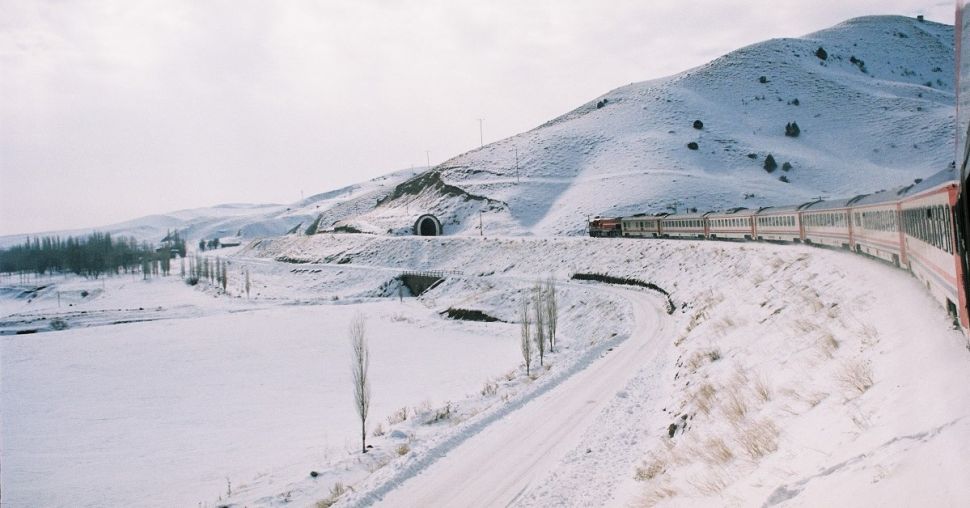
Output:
[
  {"xmin": 590, "ymin": 6, "xmax": 970, "ymax": 336},
  {"xmin": 589, "ymin": 168, "xmax": 969, "ymax": 331}
]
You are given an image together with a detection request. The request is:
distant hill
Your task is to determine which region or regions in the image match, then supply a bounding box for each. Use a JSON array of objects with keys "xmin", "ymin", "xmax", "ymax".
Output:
[{"xmin": 0, "ymin": 169, "xmax": 420, "ymax": 249}]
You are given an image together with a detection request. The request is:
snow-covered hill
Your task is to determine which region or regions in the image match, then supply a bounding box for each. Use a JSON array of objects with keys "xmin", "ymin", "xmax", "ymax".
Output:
[
  {"xmin": 339, "ymin": 15, "xmax": 955, "ymax": 236},
  {"xmin": 0, "ymin": 168, "xmax": 421, "ymax": 249}
]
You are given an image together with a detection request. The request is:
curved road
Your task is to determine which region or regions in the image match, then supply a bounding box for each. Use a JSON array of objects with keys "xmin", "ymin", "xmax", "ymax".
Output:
[{"xmin": 366, "ymin": 289, "xmax": 669, "ymax": 507}]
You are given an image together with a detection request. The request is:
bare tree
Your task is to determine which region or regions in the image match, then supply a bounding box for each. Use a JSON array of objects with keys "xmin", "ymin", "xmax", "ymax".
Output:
[
  {"xmin": 545, "ymin": 277, "xmax": 558, "ymax": 352},
  {"xmin": 244, "ymin": 269, "xmax": 251, "ymax": 299},
  {"xmin": 520, "ymin": 298, "xmax": 532, "ymax": 376},
  {"xmin": 533, "ymin": 282, "xmax": 545, "ymax": 367},
  {"xmin": 350, "ymin": 313, "xmax": 371, "ymax": 453}
]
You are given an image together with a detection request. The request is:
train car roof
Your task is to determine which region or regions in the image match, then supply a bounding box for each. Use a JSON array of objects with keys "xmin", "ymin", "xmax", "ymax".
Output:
[
  {"xmin": 705, "ymin": 207, "xmax": 755, "ymax": 217},
  {"xmin": 800, "ymin": 197, "xmax": 858, "ymax": 211},
  {"xmin": 663, "ymin": 212, "xmax": 708, "ymax": 219},
  {"xmin": 894, "ymin": 167, "xmax": 958, "ymax": 198},
  {"xmin": 850, "ymin": 188, "xmax": 905, "ymax": 207},
  {"xmin": 755, "ymin": 203, "xmax": 809, "ymax": 214}
]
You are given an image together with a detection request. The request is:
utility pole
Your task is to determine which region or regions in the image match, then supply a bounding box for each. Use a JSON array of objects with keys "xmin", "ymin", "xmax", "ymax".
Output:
[
  {"xmin": 515, "ymin": 147, "xmax": 519, "ymax": 183},
  {"xmin": 426, "ymin": 150, "xmax": 431, "ymax": 170},
  {"xmin": 477, "ymin": 118, "xmax": 484, "ymax": 148}
]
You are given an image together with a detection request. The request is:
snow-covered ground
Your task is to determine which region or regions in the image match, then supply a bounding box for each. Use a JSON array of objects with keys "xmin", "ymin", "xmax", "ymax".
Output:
[{"xmin": 3, "ymin": 234, "xmax": 969, "ymax": 507}]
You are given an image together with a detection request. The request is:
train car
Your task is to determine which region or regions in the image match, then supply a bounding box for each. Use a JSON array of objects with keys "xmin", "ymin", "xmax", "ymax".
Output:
[
  {"xmin": 849, "ymin": 189, "xmax": 905, "ymax": 266},
  {"xmin": 705, "ymin": 207, "xmax": 755, "ymax": 240},
  {"xmin": 800, "ymin": 198, "xmax": 857, "ymax": 249},
  {"xmin": 589, "ymin": 217, "xmax": 622, "ymax": 237},
  {"xmin": 661, "ymin": 212, "xmax": 707, "ymax": 239},
  {"xmin": 754, "ymin": 204, "xmax": 808, "ymax": 242},
  {"xmin": 952, "ymin": 1, "xmax": 970, "ymax": 330},
  {"xmin": 899, "ymin": 169, "xmax": 966, "ymax": 322},
  {"xmin": 621, "ymin": 213, "xmax": 665, "ymax": 238}
]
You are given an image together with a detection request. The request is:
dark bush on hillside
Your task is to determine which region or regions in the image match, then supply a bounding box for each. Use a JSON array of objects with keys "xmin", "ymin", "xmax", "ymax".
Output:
[
  {"xmin": 596, "ymin": 98, "xmax": 609, "ymax": 109},
  {"xmin": 784, "ymin": 121, "xmax": 800, "ymax": 137},
  {"xmin": 815, "ymin": 47, "xmax": 828, "ymax": 60},
  {"xmin": 779, "ymin": 175, "xmax": 790, "ymax": 183},
  {"xmin": 782, "ymin": 162, "xmax": 793, "ymax": 172},
  {"xmin": 789, "ymin": 98, "xmax": 800, "ymax": 106},
  {"xmin": 764, "ymin": 154, "xmax": 778, "ymax": 173},
  {"xmin": 185, "ymin": 276, "xmax": 199, "ymax": 286},
  {"xmin": 758, "ymin": 76, "xmax": 768, "ymax": 84},
  {"xmin": 692, "ymin": 120, "xmax": 704, "ymax": 130},
  {"xmin": 687, "ymin": 142, "xmax": 699, "ymax": 150},
  {"xmin": 747, "ymin": 153, "xmax": 758, "ymax": 159},
  {"xmin": 442, "ymin": 308, "xmax": 501, "ymax": 322}
]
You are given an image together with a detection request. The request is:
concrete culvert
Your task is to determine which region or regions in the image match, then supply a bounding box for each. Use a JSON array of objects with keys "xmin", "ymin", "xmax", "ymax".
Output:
[{"xmin": 414, "ymin": 214, "xmax": 443, "ymax": 236}]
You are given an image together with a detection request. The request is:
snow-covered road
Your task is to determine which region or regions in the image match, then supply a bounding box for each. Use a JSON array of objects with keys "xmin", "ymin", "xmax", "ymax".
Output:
[{"xmin": 363, "ymin": 289, "xmax": 668, "ymax": 507}]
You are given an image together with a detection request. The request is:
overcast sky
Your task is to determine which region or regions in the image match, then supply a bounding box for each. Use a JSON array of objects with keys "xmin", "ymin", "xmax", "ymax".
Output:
[{"xmin": 0, "ymin": 0, "xmax": 953, "ymax": 236}]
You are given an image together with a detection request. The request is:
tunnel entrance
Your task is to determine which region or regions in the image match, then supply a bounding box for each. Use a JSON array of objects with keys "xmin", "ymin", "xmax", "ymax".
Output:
[{"xmin": 414, "ymin": 214, "xmax": 443, "ymax": 236}]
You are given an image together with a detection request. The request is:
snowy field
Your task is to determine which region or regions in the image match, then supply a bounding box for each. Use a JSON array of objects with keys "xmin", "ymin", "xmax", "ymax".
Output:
[
  {"xmin": 1, "ymin": 276, "xmax": 522, "ymax": 507},
  {"xmin": 3, "ymin": 234, "xmax": 970, "ymax": 507}
]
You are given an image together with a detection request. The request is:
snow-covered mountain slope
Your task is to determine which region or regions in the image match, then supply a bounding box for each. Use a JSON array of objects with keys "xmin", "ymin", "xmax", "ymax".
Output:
[
  {"xmin": 0, "ymin": 168, "xmax": 421, "ymax": 249},
  {"xmin": 339, "ymin": 15, "xmax": 955, "ymax": 236}
]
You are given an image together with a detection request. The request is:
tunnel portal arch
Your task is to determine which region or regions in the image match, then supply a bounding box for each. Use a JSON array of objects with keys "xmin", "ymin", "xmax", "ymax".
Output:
[{"xmin": 414, "ymin": 214, "xmax": 443, "ymax": 236}]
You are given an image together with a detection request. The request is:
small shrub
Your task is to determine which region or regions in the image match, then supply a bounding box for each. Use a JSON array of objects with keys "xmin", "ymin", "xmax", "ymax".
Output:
[
  {"xmin": 815, "ymin": 46, "xmax": 828, "ymax": 60},
  {"xmin": 80, "ymin": 290, "xmax": 89, "ymax": 298},
  {"xmin": 790, "ymin": 98, "xmax": 800, "ymax": 106},
  {"xmin": 185, "ymin": 276, "xmax": 199, "ymax": 286},
  {"xmin": 839, "ymin": 359, "xmax": 874, "ymax": 394},
  {"xmin": 372, "ymin": 423, "xmax": 385, "ymax": 437},
  {"xmin": 635, "ymin": 456, "xmax": 666, "ymax": 481},
  {"xmin": 784, "ymin": 121, "xmax": 800, "ymax": 137},
  {"xmin": 758, "ymin": 75, "xmax": 768, "ymax": 84},
  {"xmin": 692, "ymin": 120, "xmax": 704, "ymax": 130},
  {"xmin": 480, "ymin": 380, "xmax": 498, "ymax": 397},
  {"xmin": 687, "ymin": 141, "xmax": 699, "ymax": 150},
  {"xmin": 49, "ymin": 318, "xmax": 69, "ymax": 331},
  {"xmin": 779, "ymin": 175, "xmax": 790, "ymax": 183},
  {"xmin": 782, "ymin": 161, "xmax": 792, "ymax": 171},
  {"xmin": 707, "ymin": 348, "xmax": 721, "ymax": 362},
  {"xmin": 426, "ymin": 402, "xmax": 452, "ymax": 424},
  {"xmin": 396, "ymin": 443, "xmax": 411, "ymax": 456},
  {"xmin": 747, "ymin": 153, "xmax": 758, "ymax": 159},
  {"xmin": 387, "ymin": 406, "xmax": 409, "ymax": 425},
  {"xmin": 763, "ymin": 154, "xmax": 778, "ymax": 173}
]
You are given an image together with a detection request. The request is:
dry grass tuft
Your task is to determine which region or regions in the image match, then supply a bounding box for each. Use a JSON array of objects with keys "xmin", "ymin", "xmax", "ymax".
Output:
[
  {"xmin": 817, "ymin": 333, "xmax": 840, "ymax": 359},
  {"xmin": 838, "ymin": 359, "xmax": 874, "ymax": 395},
  {"xmin": 315, "ymin": 482, "xmax": 347, "ymax": 508},
  {"xmin": 735, "ymin": 419, "xmax": 779, "ymax": 460},
  {"xmin": 687, "ymin": 469, "xmax": 729, "ymax": 496},
  {"xmin": 639, "ymin": 484, "xmax": 678, "ymax": 507},
  {"xmin": 395, "ymin": 443, "xmax": 411, "ymax": 456},
  {"xmin": 693, "ymin": 383, "xmax": 717, "ymax": 416},
  {"xmin": 753, "ymin": 374, "xmax": 772, "ymax": 403},
  {"xmin": 722, "ymin": 384, "xmax": 749, "ymax": 424},
  {"xmin": 692, "ymin": 436, "xmax": 734, "ymax": 465}
]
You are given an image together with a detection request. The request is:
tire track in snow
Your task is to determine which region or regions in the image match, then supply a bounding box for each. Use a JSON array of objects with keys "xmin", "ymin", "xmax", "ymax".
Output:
[{"xmin": 343, "ymin": 288, "xmax": 669, "ymax": 507}]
